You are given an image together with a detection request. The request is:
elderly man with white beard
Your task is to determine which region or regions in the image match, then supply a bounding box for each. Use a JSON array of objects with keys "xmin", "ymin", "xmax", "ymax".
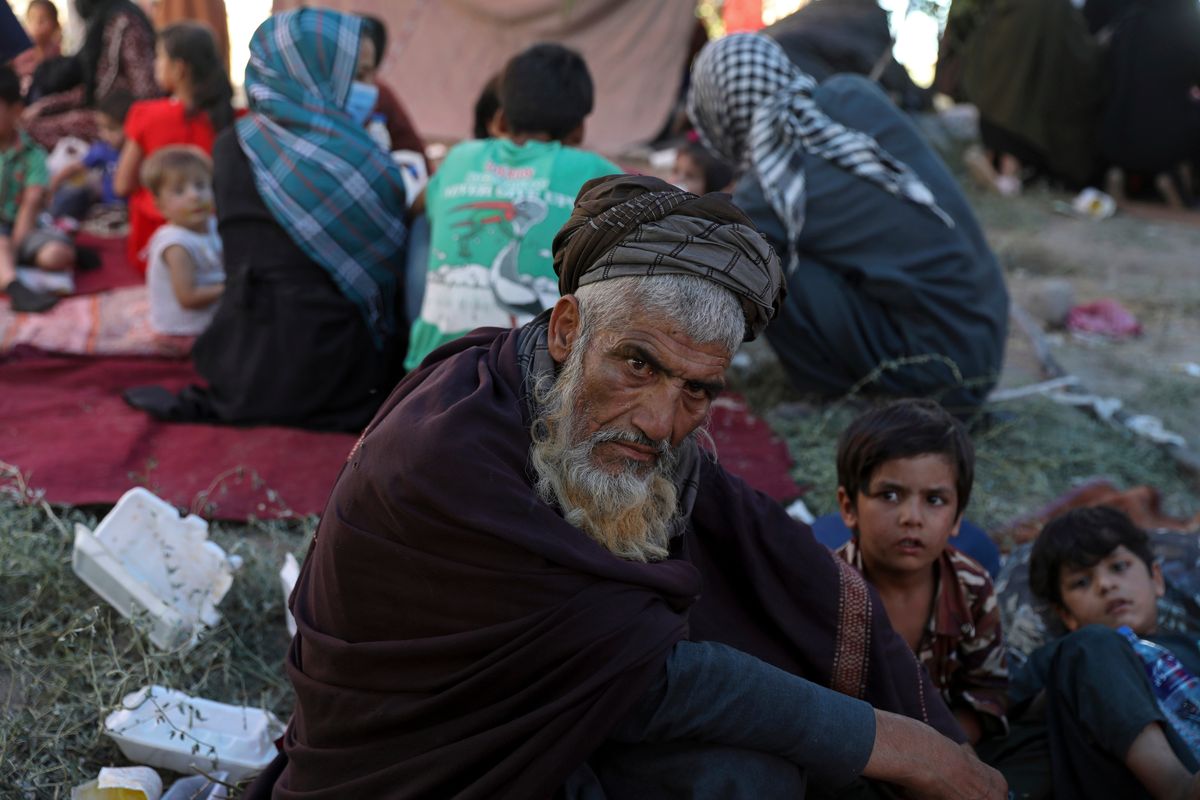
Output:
[{"xmin": 249, "ymin": 175, "xmax": 1006, "ymax": 800}]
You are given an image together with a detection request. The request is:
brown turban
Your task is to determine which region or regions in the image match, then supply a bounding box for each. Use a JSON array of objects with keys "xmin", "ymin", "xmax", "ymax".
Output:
[{"xmin": 552, "ymin": 174, "xmax": 785, "ymax": 341}]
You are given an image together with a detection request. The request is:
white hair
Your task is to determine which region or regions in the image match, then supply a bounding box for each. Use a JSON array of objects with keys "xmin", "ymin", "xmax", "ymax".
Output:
[
  {"xmin": 573, "ymin": 274, "xmax": 744, "ymax": 356},
  {"xmin": 526, "ymin": 274, "xmax": 739, "ymax": 562}
]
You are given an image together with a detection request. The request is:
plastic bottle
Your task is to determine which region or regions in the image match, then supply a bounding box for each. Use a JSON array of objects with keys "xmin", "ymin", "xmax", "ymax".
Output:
[
  {"xmin": 1118, "ymin": 626, "xmax": 1200, "ymax": 757},
  {"xmin": 367, "ymin": 113, "xmax": 391, "ymax": 151}
]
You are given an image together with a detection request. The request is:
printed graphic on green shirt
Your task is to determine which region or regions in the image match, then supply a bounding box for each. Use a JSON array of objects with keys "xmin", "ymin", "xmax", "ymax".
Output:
[{"xmin": 406, "ymin": 138, "xmax": 619, "ymax": 369}]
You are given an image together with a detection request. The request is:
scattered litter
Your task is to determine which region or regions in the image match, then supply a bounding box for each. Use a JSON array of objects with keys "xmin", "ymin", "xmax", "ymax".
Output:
[
  {"xmin": 71, "ymin": 766, "xmax": 162, "ymax": 800},
  {"xmin": 1066, "ymin": 298, "xmax": 1142, "ymax": 339},
  {"xmin": 1049, "ymin": 390, "xmax": 1123, "ymax": 421},
  {"xmin": 1173, "ymin": 362, "xmax": 1200, "ymax": 379},
  {"xmin": 1125, "ymin": 415, "xmax": 1187, "ymax": 448},
  {"xmin": 786, "ymin": 498, "xmax": 815, "ymax": 525},
  {"xmin": 161, "ymin": 772, "xmax": 230, "ymax": 800},
  {"xmin": 280, "ymin": 553, "xmax": 300, "ymax": 637},
  {"xmin": 1023, "ymin": 278, "xmax": 1076, "ymax": 328},
  {"xmin": 72, "ymin": 487, "xmax": 242, "ymax": 650},
  {"xmin": 1048, "ymin": 391, "xmax": 1188, "ymax": 448},
  {"xmin": 988, "ymin": 375, "xmax": 1079, "ymax": 403},
  {"xmin": 104, "ymin": 685, "xmax": 284, "ymax": 782},
  {"xmin": 1071, "ymin": 187, "xmax": 1117, "ymax": 220}
]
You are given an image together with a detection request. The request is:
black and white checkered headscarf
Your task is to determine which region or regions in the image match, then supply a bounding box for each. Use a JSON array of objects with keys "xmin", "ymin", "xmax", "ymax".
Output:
[{"xmin": 687, "ymin": 33, "xmax": 953, "ymax": 273}]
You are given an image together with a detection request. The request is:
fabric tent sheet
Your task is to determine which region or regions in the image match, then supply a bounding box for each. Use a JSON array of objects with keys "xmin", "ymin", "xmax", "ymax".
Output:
[
  {"xmin": 0, "ymin": 352, "xmax": 797, "ymax": 519},
  {"xmin": 271, "ymin": 0, "xmax": 697, "ymax": 155}
]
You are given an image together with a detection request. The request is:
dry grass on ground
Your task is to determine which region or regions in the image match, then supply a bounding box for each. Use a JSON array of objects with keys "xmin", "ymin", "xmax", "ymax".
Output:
[
  {"xmin": 4, "ymin": 378, "xmax": 1196, "ymax": 796},
  {"xmin": 4, "ymin": 140, "xmax": 1199, "ymax": 798},
  {"xmin": 0, "ymin": 488, "xmax": 312, "ymax": 798}
]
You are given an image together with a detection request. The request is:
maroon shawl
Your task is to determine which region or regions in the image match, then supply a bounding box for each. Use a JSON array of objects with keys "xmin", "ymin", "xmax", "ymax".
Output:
[{"xmin": 275, "ymin": 325, "xmax": 961, "ymax": 799}]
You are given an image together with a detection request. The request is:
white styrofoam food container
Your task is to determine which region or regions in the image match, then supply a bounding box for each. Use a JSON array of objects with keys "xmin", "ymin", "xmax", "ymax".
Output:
[
  {"xmin": 70, "ymin": 766, "xmax": 162, "ymax": 799},
  {"xmin": 104, "ymin": 685, "xmax": 283, "ymax": 782},
  {"xmin": 72, "ymin": 487, "xmax": 240, "ymax": 650}
]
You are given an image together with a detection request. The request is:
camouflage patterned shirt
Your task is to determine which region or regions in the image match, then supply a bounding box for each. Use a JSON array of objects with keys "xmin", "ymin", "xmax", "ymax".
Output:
[{"xmin": 836, "ymin": 541, "xmax": 1010, "ymax": 735}]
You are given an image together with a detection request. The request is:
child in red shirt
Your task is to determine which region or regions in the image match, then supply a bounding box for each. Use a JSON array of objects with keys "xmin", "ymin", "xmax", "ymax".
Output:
[{"xmin": 114, "ymin": 21, "xmax": 232, "ymax": 274}]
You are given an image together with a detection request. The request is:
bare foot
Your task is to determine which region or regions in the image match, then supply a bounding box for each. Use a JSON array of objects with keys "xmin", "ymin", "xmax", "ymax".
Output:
[
  {"xmin": 1156, "ymin": 173, "xmax": 1185, "ymax": 209},
  {"xmin": 1106, "ymin": 167, "xmax": 1127, "ymax": 204},
  {"xmin": 963, "ymin": 145, "xmax": 998, "ymax": 189}
]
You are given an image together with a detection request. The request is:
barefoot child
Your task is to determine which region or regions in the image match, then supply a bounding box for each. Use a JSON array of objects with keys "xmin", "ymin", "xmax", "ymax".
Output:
[
  {"xmin": 141, "ymin": 146, "xmax": 223, "ymax": 335},
  {"xmin": 833, "ymin": 399, "xmax": 1008, "ymax": 745},
  {"xmin": 996, "ymin": 507, "xmax": 1200, "ymax": 799}
]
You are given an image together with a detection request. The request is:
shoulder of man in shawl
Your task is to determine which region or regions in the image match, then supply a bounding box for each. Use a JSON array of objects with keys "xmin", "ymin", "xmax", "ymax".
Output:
[{"xmin": 550, "ymin": 174, "xmax": 786, "ymax": 341}]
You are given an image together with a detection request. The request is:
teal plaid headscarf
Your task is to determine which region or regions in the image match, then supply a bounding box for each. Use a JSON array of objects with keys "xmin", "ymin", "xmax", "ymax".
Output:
[{"xmin": 237, "ymin": 9, "xmax": 407, "ymax": 348}]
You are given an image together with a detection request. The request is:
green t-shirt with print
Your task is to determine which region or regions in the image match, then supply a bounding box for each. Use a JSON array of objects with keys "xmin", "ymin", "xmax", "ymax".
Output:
[
  {"xmin": 405, "ymin": 138, "xmax": 619, "ymax": 369},
  {"xmin": 0, "ymin": 132, "xmax": 48, "ymax": 227}
]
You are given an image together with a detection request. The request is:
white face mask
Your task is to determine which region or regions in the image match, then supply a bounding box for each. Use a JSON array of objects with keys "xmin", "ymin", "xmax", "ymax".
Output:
[{"xmin": 344, "ymin": 80, "xmax": 380, "ymax": 126}]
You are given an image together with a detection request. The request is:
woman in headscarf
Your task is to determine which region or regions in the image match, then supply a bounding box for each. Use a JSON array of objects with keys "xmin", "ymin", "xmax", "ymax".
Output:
[
  {"xmin": 125, "ymin": 8, "xmax": 410, "ymax": 431},
  {"xmin": 22, "ymin": 0, "xmax": 157, "ymax": 149},
  {"xmin": 688, "ymin": 33, "xmax": 1008, "ymax": 413}
]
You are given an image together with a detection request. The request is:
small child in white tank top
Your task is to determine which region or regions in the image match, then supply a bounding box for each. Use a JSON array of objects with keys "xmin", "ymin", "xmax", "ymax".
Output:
[{"xmin": 142, "ymin": 145, "xmax": 224, "ymax": 336}]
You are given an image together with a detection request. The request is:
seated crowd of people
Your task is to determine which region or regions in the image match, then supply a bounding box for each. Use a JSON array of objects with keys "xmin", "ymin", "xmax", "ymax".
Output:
[
  {"xmin": 938, "ymin": 0, "xmax": 1200, "ymax": 206},
  {"xmin": 2, "ymin": 2, "xmax": 1199, "ymax": 798}
]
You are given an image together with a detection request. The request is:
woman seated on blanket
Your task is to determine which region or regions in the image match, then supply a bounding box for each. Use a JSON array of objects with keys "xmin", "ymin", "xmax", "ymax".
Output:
[
  {"xmin": 687, "ymin": 33, "xmax": 1009, "ymax": 413},
  {"xmin": 125, "ymin": 9, "xmax": 409, "ymax": 431},
  {"xmin": 22, "ymin": 0, "xmax": 157, "ymax": 150}
]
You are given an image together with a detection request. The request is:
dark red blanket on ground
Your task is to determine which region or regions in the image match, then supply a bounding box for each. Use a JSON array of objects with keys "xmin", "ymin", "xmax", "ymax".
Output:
[
  {"xmin": 6, "ymin": 234, "xmax": 797, "ymax": 518},
  {"xmin": 74, "ymin": 233, "xmax": 142, "ymax": 295},
  {"xmin": 0, "ymin": 354, "xmax": 355, "ymax": 519},
  {"xmin": 0, "ymin": 353, "xmax": 797, "ymax": 520}
]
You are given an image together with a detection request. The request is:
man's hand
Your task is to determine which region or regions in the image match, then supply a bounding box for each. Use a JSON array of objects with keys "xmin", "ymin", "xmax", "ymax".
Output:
[{"xmin": 862, "ymin": 709, "xmax": 1007, "ymax": 800}]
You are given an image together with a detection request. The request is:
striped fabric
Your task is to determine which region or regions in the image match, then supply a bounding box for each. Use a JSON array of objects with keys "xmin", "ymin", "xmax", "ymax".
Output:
[
  {"xmin": 237, "ymin": 9, "xmax": 407, "ymax": 347},
  {"xmin": 687, "ymin": 33, "xmax": 953, "ymax": 274}
]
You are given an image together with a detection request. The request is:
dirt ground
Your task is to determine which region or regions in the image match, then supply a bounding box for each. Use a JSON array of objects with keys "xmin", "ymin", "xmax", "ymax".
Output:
[
  {"xmin": 974, "ymin": 186, "xmax": 1200, "ymax": 454},
  {"xmin": 630, "ymin": 132, "xmax": 1200, "ymax": 499}
]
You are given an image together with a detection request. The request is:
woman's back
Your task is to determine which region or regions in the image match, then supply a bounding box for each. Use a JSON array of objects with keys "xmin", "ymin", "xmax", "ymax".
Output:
[
  {"xmin": 733, "ymin": 75, "xmax": 1008, "ymax": 408},
  {"xmin": 190, "ymin": 129, "xmax": 405, "ymax": 432},
  {"xmin": 22, "ymin": 3, "xmax": 156, "ymax": 149}
]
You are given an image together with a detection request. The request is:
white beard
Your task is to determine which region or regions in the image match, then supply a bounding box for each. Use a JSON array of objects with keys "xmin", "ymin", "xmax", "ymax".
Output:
[{"xmin": 529, "ymin": 344, "xmax": 684, "ymax": 563}]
